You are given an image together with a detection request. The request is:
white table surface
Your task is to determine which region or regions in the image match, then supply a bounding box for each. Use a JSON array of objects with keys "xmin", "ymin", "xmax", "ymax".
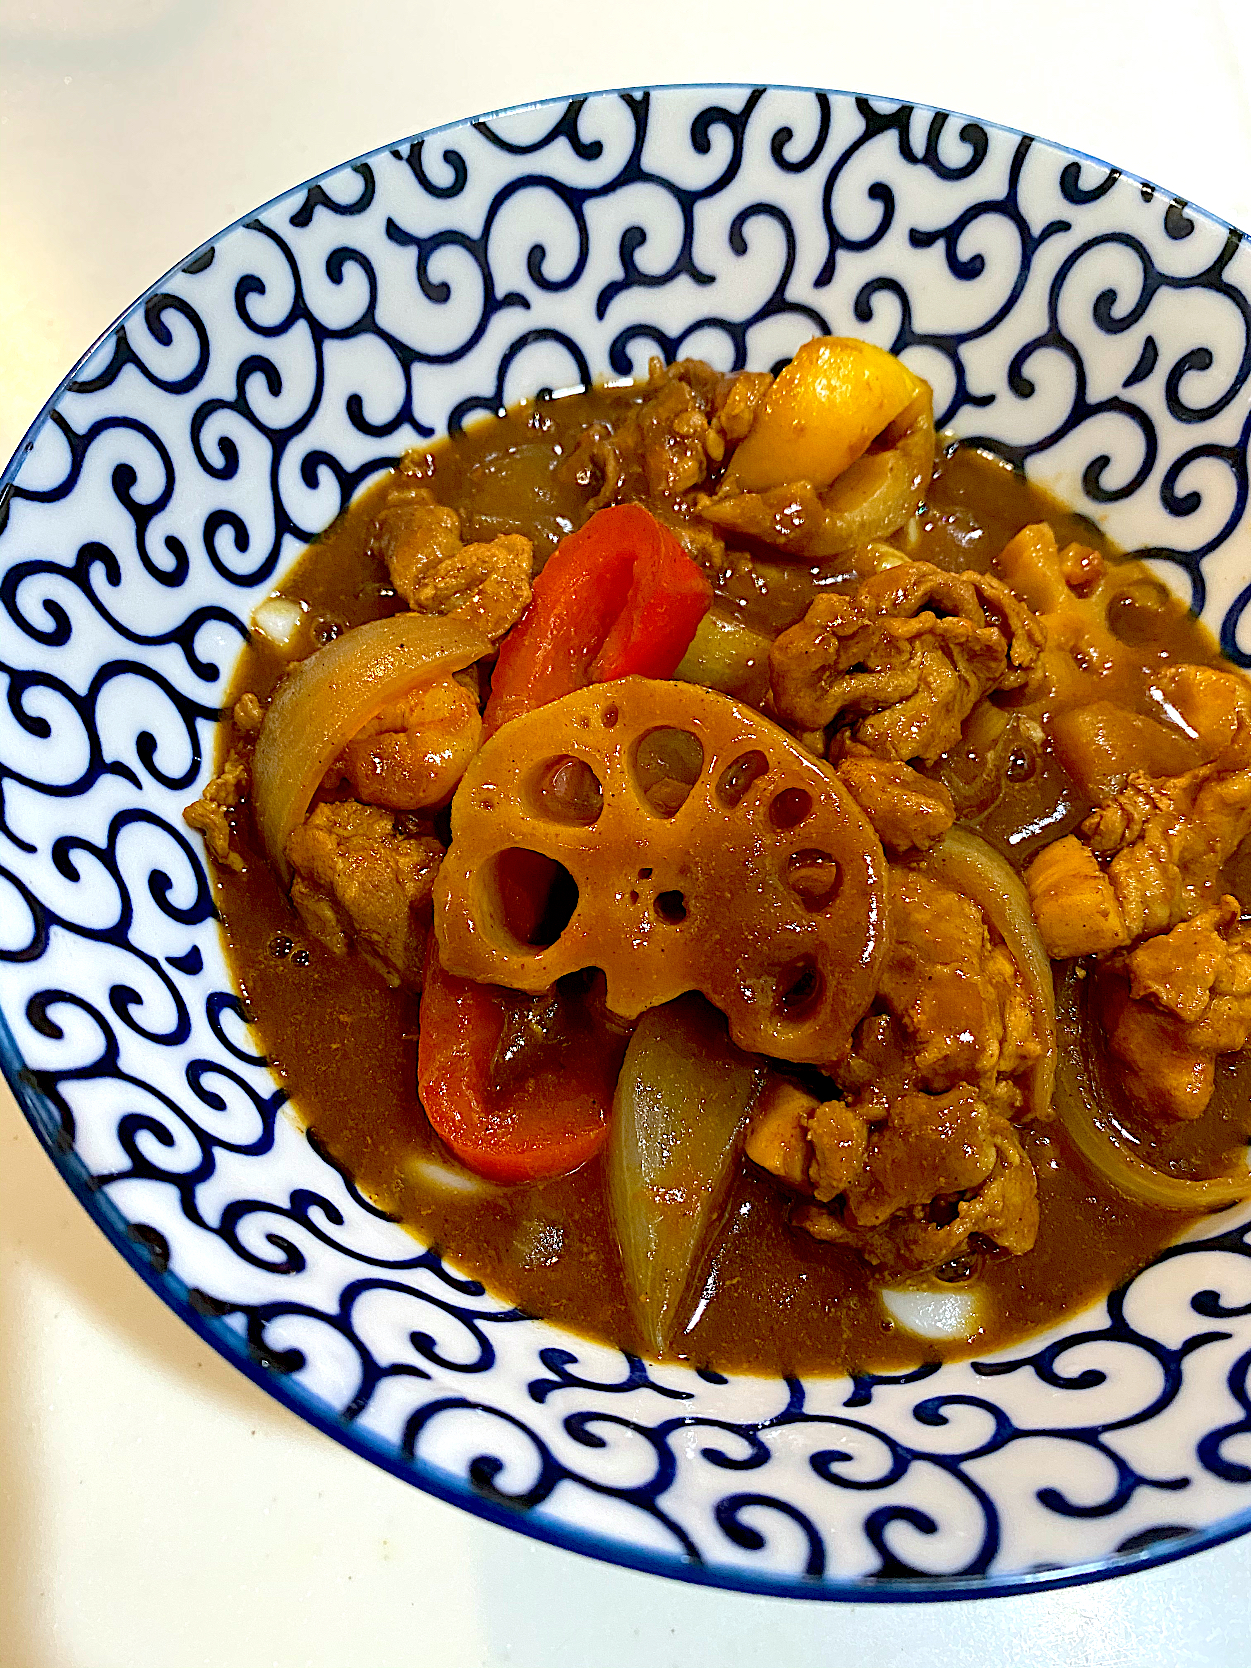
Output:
[{"xmin": 5, "ymin": 2, "xmax": 1251, "ymax": 1662}]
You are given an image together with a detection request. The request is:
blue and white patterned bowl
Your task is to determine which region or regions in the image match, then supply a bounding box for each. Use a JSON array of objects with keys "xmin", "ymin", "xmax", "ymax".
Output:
[{"xmin": 4, "ymin": 86, "xmax": 1251, "ymax": 1600}]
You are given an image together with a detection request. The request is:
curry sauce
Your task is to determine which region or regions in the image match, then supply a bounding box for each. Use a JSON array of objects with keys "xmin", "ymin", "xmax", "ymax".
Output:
[{"xmin": 206, "ymin": 375, "xmax": 1251, "ymax": 1377}]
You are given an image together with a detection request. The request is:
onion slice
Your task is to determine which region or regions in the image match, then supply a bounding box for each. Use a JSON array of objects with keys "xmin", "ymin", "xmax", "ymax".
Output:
[
  {"xmin": 252, "ymin": 612, "xmax": 489, "ymax": 880},
  {"xmin": 606, "ymin": 994, "xmax": 765, "ymax": 1357},
  {"xmin": 1054, "ymin": 967, "xmax": 1251, "ymax": 1210},
  {"xmin": 880, "ymin": 1285, "xmax": 984, "ymax": 1340},
  {"xmin": 251, "ymin": 594, "xmax": 307, "ymax": 654},
  {"xmin": 918, "ymin": 826, "xmax": 1057, "ymax": 1120}
]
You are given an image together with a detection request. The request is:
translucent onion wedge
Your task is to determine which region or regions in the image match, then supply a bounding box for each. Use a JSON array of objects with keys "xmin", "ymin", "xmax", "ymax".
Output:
[
  {"xmin": 607, "ymin": 994, "xmax": 765, "ymax": 1357},
  {"xmin": 673, "ymin": 609, "xmax": 771, "ymax": 705},
  {"xmin": 880, "ymin": 1285, "xmax": 984, "ymax": 1340},
  {"xmin": 402, "ymin": 1154, "xmax": 497, "ymax": 1199},
  {"xmin": 1055, "ymin": 967, "xmax": 1251, "ymax": 1210},
  {"xmin": 918, "ymin": 827, "xmax": 1057, "ymax": 1120},
  {"xmin": 252, "ymin": 613, "xmax": 489, "ymax": 881},
  {"xmin": 251, "ymin": 594, "xmax": 307, "ymax": 654}
]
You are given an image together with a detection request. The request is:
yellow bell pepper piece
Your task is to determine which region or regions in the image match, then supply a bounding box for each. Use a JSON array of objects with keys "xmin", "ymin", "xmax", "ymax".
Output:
[{"xmin": 722, "ymin": 336, "xmax": 922, "ymax": 495}]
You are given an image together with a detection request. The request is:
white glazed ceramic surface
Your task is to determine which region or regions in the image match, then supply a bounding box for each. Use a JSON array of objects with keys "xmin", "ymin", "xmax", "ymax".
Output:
[{"xmin": 3, "ymin": 86, "xmax": 1251, "ymax": 1600}]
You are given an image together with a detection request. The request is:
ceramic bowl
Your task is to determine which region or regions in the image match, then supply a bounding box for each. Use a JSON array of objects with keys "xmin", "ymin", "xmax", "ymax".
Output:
[{"xmin": 4, "ymin": 85, "xmax": 1251, "ymax": 1600}]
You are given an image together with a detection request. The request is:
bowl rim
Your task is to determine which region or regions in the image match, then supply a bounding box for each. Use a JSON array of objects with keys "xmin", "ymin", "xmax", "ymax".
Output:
[{"xmin": 3, "ymin": 81, "xmax": 1250, "ymax": 1602}]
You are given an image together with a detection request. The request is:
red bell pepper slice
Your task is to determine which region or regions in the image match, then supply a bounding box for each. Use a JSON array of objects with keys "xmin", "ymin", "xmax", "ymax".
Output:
[
  {"xmin": 483, "ymin": 503, "xmax": 711, "ymax": 734},
  {"xmin": 417, "ymin": 935, "xmax": 622, "ymax": 1183}
]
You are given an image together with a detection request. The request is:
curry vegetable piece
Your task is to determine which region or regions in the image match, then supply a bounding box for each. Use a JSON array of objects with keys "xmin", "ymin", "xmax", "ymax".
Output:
[
  {"xmin": 721, "ymin": 337, "xmax": 921, "ymax": 493},
  {"xmin": 606, "ymin": 994, "xmax": 765, "ymax": 1357},
  {"xmin": 417, "ymin": 937, "xmax": 622, "ymax": 1182},
  {"xmin": 482, "ymin": 503, "xmax": 711, "ymax": 736},
  {"xmin": 435, "ymin": 677, "xmax": 888, "ymax": 1064},
  {"xmin": 673, "ymin": 608, "xmax": 771, "ymax": 705},
  {"xmin": 700, "ymin": 338, "xmax": 935, "ymax": 557},
  {"xmin": 701, "ymin": 390, "xmax": 934, "ymax": 558}
]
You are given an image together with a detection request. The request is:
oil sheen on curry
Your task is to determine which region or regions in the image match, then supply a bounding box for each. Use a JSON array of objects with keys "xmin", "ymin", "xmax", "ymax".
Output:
[{"xmin": 189, "ymin": 338, "xmax": 1251, "ymax": 1377}]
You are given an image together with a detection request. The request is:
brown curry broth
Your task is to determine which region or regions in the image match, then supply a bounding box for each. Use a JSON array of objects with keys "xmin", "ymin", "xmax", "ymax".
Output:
[{"xmin": 213, "ymin": 387, "xmax": 1247, "ymax": 1376}]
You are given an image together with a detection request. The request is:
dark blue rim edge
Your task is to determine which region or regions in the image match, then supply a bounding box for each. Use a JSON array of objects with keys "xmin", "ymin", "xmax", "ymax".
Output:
[{"xmin": 2, "ymin": 82, "xmax": 1249, "ymax": 1603}]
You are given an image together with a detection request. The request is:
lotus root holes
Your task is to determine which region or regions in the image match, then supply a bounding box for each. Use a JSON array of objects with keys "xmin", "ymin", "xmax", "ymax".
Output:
[
  {"xmin": 769, "ymin": 787, "xmax": 813, "ymax": 830},
  {"xmin": 654, "ymin": 890, "xmax": 687, "ymax": 924},
  {"xmin": 631, "ymin": 727, "xmax": 704, "ymax": 817},
  {"xmin": 715, "ymin": 749, "xmax": 770, "ymax": 809},
  {"xmin": 773, "ymin": 956, "xmax": 825, "ymax": 1022},
  {"xmin": 488, "ymin": 848, "xmax": 579, "ymax": 949},
  {"xmin": 786, "ymin": 849, "xmax": 841, "ymax": 912},
  {"xmin": 532, "ymin": 756, "xmax": 603, "ymax": 825}
]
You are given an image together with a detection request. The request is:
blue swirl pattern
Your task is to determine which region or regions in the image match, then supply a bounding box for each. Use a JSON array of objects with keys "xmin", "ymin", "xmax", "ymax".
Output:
[{"xmin": 3, "ymin": 86, "xmax": 1251, "ymax": 1598}]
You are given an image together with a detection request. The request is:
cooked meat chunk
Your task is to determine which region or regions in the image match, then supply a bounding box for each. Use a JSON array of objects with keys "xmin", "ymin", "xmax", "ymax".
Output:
[
  {"xmin": 1101, "ymin": 981, "xmax": 1215, "ymax": 1122},
  {"xmin": 795, "ymin": 1103, "xmax": 1037, "ymax": 1274},
  {"xmin": 833, "ymin": 741, "xmax": 955, "ymax": 853},
  {"xmin": 745, "ymin": 1078, "xmax": 822, "ymax": 1191},
  {"xmin": 371, "ymin": 477, "xmax": 533, "ymax": 641},
  {"xmin": 715, "ymin": 367, "xmax": 773, "ymax": 442},
  {"xmin": 183, "ymin": 694, "xmax": 269, "ymax": 869},
  {"xmin": 749, "ymin": 1080, "xmax": 1038, "ymax": 1274},
  {"xmin": 1101, "ymin": 897, "xmax": 1251, "ymax": 1119},
  {"xmin": 1151, "ymin": 663, "xmax": 1251, "ymax": 767},
  {"xmin": 849, "ymin": 1086, "xmax": 999, "ymax": 1210},
  {"xmin": 645, "ymin": 501, "xmax": 728, "ymax": 571},
  {"xmin": 1026, "ymin": 728, "xmax": 1251, "ymax": 960},
  {"xmin": 232, "ymin": 691, "xmax": 265, "ymax": 735},
  {"xmin": 806, "ymin": 1095, "xmax": 871, "ymax": 1200},
  {"xmin": 183, "ymin": 744, "xmax": 250, "ymax": 871},
  {"xmin": 1087, "ymin": 763, "xmax": 1250, "ymax": 948},
  {"xmin": 636, "ymin": 358, "xmax": 773, "ymax": 490},
  {"xmin": 333, "ymin": 677, "xmax": 482, "ymax": 811},
  {"xmin": 698, "ymin": 384, "xmax": 935, "ymax": 558},
  {"xmin": 698, "ymin": 477, "xmax": 831, "ymax": 550},
  {"xmin": 1025, "ymin": 835, "xmax": 1127, "ymax": 959},
  {"xmin": 559, "ymin": 359, "xmax": 772, "ymax": 512},
  {"xmin": 620, "ymin": 361, "xmax": 723, "ymax": 496},
  {"xmin": 770, "ymin": 560, "xmax": 1045, "ymax": 763},
  {"xmin": 372, "ymin": 477, "xmax": 459, "ymax": 569},
  {"xmin": 411, "ymin": 537, "xmax": 532, "ymax": 632},
  {"xmin": 285, "ymin": 801, "xmax": 442, "ymax": 987},
  {"xmin": 847, "ymin": 869, "xmax": 1043, "ymax": 1109},
  {"xmin": 1121, "ymin": 895, "xmax": 1251, "ymax": 1025},
  {"xmin": 546, "ymin": 359, "xmax": 774, "ymax": 569},
  {"xmin": 747, "ymin": 868, "xmax": 1044, "ymax": 1273}
]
